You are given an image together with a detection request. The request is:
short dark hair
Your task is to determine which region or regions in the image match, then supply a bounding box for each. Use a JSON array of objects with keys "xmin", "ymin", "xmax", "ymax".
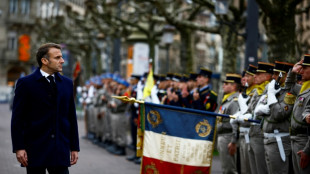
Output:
[{"xmin": 36, "ymin": 43, "xmax": 61, "ymax": 67}]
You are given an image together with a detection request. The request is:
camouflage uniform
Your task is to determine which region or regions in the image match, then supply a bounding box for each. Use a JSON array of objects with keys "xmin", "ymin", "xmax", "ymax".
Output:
[{"xmin": 108, "ymin": 95, "xmax": 129, "ymax": 154}]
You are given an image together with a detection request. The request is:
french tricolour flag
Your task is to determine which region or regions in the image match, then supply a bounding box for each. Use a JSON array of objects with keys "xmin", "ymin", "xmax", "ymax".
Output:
[{"xmin": 140, "ymin": 102, "xmax": 217, "ymax": 174}]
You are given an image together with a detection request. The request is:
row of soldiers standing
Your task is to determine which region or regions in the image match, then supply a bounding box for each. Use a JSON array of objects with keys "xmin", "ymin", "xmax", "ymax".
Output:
[
  {"xmin": 79, "ymin": 54, "xmax": 310, "ymax": 173},
  {"xmin": 215, "ymin": 56, "xmax": 310, "ymax": 174}
]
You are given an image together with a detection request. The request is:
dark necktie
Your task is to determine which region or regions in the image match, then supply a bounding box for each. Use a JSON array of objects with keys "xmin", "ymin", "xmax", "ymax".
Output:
[{"xmin": 47, "ymin": 75, "xmax": 57, "ymax": 92}]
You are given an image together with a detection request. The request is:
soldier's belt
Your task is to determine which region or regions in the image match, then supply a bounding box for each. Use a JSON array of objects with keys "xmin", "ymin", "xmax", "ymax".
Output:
[
  {"xmin": 290, "ymin": 127, "xmax": 308, "ymax": 136},
  {"xmin": 240, "ymin": 127, "xmax": 250, "ymax": 143},
  {"xmin": 264, "ymin": 132, "xmax": 289, "ymax": 138},
  {"xmin": 239, "ymin": 127, "xmax": 250, "ymax": 133},
  {"xmin": 264, "ymin": 129, "xmax": 289, "ymax": 162}
]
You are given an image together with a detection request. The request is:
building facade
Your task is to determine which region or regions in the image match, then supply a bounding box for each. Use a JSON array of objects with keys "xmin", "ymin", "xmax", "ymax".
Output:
[{"xmin": 0, "ymin": 0, "xmax": 85, "ymax": 86}]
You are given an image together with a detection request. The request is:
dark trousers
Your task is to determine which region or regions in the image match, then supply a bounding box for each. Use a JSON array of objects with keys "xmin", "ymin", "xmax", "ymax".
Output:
[{"xmin": 26, "ymin": 167, "xmax": 69, "ymax": 174}]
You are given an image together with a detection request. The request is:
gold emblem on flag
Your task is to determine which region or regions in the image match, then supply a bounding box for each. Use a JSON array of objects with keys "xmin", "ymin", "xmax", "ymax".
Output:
[
  {"xmin": 195, "ymin": 119, "xmax": 212, "ymax": 137},
  {"xmin": 147, "ymin": 110, "xmax": 162, "ymax": 128},
  {"xmin": 144, "ymin": 162, "xmax": 159, "ymax": 174}
]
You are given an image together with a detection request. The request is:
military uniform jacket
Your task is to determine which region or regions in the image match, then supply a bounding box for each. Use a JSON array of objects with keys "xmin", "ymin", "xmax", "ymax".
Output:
[
  {"xmin": 217, "ymin": 92, "xmax": 239, "ymax": 143},
  {"xmin": 245, "ymin": 82, "xmax": 269, "ymax": 138},
  {"xmin": 239, "ymin": 87, "xmax": 257, "ymax": 128},
  {"xmin": 110, "ymin": 92, "xmax": 128, "ymax": 114},
  {"xmin": 192, "ymin": 85, "xmax": 217, "ymax": 112},
  {"xmin": 286, "ymin": 71, "xmax": 310, "ymax": 154},
  {"xmin": 262, "ymin": 88, "xmax": 295, "ymax": 134}
]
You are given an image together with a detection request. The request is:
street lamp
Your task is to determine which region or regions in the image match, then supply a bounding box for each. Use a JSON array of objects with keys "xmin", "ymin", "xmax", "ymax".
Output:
[{"xmin": 161, "ymin": 25, "xmax": 175, "ymax": 73}]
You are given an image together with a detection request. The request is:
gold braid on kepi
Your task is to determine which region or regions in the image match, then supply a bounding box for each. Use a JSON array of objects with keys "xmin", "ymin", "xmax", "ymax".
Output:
[{"xmin": 112, "ymin": 96, "xmax": 144, "ymax": 104}]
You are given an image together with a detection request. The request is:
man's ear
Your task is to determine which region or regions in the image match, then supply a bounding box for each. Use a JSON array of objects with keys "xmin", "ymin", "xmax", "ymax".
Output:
[{"xmin": 41, "ymin": 57, "xmax": 48, "ymax": 65}]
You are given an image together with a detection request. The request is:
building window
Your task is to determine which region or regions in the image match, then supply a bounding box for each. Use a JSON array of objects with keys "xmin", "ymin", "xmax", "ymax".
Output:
[
  {"xmin": 8, "ymin": 32, "xmax": 17, "ymax": 50},
  {"xmin": 9, "ymin": 0, "xmax": 18, "ymax": 14},
  {"xmin": 21, "ymin": 0, "xmax": 31, "ymax": 15}
]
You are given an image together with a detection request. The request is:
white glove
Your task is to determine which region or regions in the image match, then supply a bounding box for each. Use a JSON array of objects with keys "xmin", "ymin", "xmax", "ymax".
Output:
[
  {"xmin": 267, "ymin": 79, "xmax": 281, "ymax": 105},
  {"xmin": 238, "ymin": 113, "xmax": 252, "ymax": 123},
  {"xmin": 230, "ymin": 111, "xmax": 240, "ymax": 125},
  {"xmin": 238, "ymin": 94, "xmax": 250, "ymax": 114},
  {"xmin": 151, "ymin": 86, "xmax": 160, "ymax": 104},
  {"xmin": 254, "ymin": 104, "xmax": 270, "ymax": 116},
  {"xmin": 253, "ymin": 94, "xmax": 269, "ymax": 116}
]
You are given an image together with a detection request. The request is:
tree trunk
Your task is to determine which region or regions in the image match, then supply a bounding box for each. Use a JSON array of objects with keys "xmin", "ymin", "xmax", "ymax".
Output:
[
  {"xmin": 179, "ymin": 29, "xmax": 193, "ymax": 73},
  {"xmin": 83, "ymin": 48, "xmax": 92, "ymax": 79},
  {"xmin": 262, "ymin": 6, "xmax": 297, "ymax": 63},
  {"xmin": 221, "ymin": 25, "xmax": 238, "ymax": 75}
]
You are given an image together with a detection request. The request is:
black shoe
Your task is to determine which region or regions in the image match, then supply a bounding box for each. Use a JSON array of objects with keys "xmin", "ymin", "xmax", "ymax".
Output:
[
  {"xmin": 92, "ymin": 139, "xmax": 99, "ymax": 144},
  {"xmin": 126, "ymin": 155, "xmax": 137, "ymax": 161},
  {"xmin": 134, "ymin": 157, "xmax": 141, "ymax": 164},
  {"xmin": 113, "ymin": 146, "xmax": 126, "ymax": 156},
  {"xmin": 101, "ymin": 140, "xmax": 112, "ymax": 148},
  {"xmin": 127, "ymin": 144, "xmax": 135, "ymax": 150},
  {"xmin": 106, "ymin": 144, "xmax": 117, "ymax": 153},
  {"xmin": 87, "ymin": 133, "xmax": 95, "ymax": 140}
]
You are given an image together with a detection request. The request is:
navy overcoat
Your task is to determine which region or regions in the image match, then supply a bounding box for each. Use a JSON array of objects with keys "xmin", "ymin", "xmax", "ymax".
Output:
[{"xmin": 11, "ymin": 68, "xmax": 80, "ymax": 167}]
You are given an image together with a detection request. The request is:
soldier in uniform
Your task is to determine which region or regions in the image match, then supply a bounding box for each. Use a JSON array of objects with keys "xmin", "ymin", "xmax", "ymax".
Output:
[
  {"xmin": 188, "ymin": 72, "xmax": 198, "ymax": 93},
  {"xmin": 192, "ymin": 68, "xmax": 217, "ymax": 111},
  {"xmin": 107, "ymin": 79, "xmax": 130, "ymax": 155},
  {"xmin": 240, "ymin": 62, "xmax": 274, "ymax": 174},
  {"xmin": 86, "ymin": 79, "xmax": 97, "ymax": 140},
  {"xmin": 287, "ymin": 55, "xmax": 310, "ymax": 173},
  {"xmin": 93, "ymin": 77, "xmax": 104, "ymax": 144},
  {"xmin": 126, "ymin": 74, "xmax": 140, "ymax": 162},
  {"xmin": 180, "ymin": 74, "xmax": 192, "ymax": 108},
  {"xmin": 254, "ymin": 61, "xmax": 294, "ymax": 174},
  {"xmin": 161, "ymin": 73, "xmax": 174, "ymax": 105},
  {"xmin": 231, "ymin": 64, "xmax": 257, "ymax": 174},
  {"xmin": 217, "ymin": 73, "xmax": 241, "ymax": 174},
  {"xmin": 156, "ymin": 74, "xmax": 167, "ymax": 103},
  {"xmin": 168, "ymin": 73, "xmax": 183, "ymax": 107},
  {"xmin": 100, "ymin": 73, "xmax": 114, "ymax": 148}
]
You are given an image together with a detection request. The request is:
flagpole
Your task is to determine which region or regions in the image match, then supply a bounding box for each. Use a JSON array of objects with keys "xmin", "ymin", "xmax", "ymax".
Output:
[{"xmin": 112, "ymin": 96, "xmax": 261, "ymax": 124}]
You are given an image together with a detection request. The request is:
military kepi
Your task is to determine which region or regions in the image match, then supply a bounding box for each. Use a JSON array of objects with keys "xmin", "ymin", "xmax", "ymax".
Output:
[
  {"xmin": 223, "ymin": 73, "xmax": 242, "ymax": 84},
  {"xmin": 273, "ymin": 61, "xmax": 294, "ymax": 73},
  {"xmin": 302, "ymin": 54, "xmax": 310, "ymax": 66},
  {"xmin": 246, "ymin": 64, "xmax": 257, "ymax": 76},
  {"xmin": 189, "ymin": 72, "xmax": 199, "ymax": 81},
  {"xmin": 257, "ymin": 62, "xmax": 274, "ymax": 74},
  {"xmin": 198, "ymin": 68, "xmax": 212, "ymax": 78}
]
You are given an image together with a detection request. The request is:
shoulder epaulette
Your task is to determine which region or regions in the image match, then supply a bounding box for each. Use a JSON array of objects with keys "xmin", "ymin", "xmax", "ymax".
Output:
[
  {"xmin": 233, "ymin": 97, "xmax": 238, "ymax": 101},
  {"xmin": 211, "ymin": 90, "xmax": 217, "ymax": 96}
]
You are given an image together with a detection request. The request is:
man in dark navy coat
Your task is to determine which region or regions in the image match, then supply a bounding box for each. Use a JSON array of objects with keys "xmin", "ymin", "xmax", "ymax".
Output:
[{"xmin": 11, "ymin": 43, "xmax": 80, "ymax": 174}]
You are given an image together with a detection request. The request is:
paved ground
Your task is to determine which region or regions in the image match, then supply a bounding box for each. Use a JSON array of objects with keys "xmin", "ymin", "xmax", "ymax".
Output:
[{"xmin": 0, "ymin": 103, "xmax": 222, "ymax": 174}]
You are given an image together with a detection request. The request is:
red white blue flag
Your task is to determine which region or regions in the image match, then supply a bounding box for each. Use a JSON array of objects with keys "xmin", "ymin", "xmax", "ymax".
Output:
[{"xmin": 140, "ymin": 102, "xmax": 217, "ymax": 174}]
